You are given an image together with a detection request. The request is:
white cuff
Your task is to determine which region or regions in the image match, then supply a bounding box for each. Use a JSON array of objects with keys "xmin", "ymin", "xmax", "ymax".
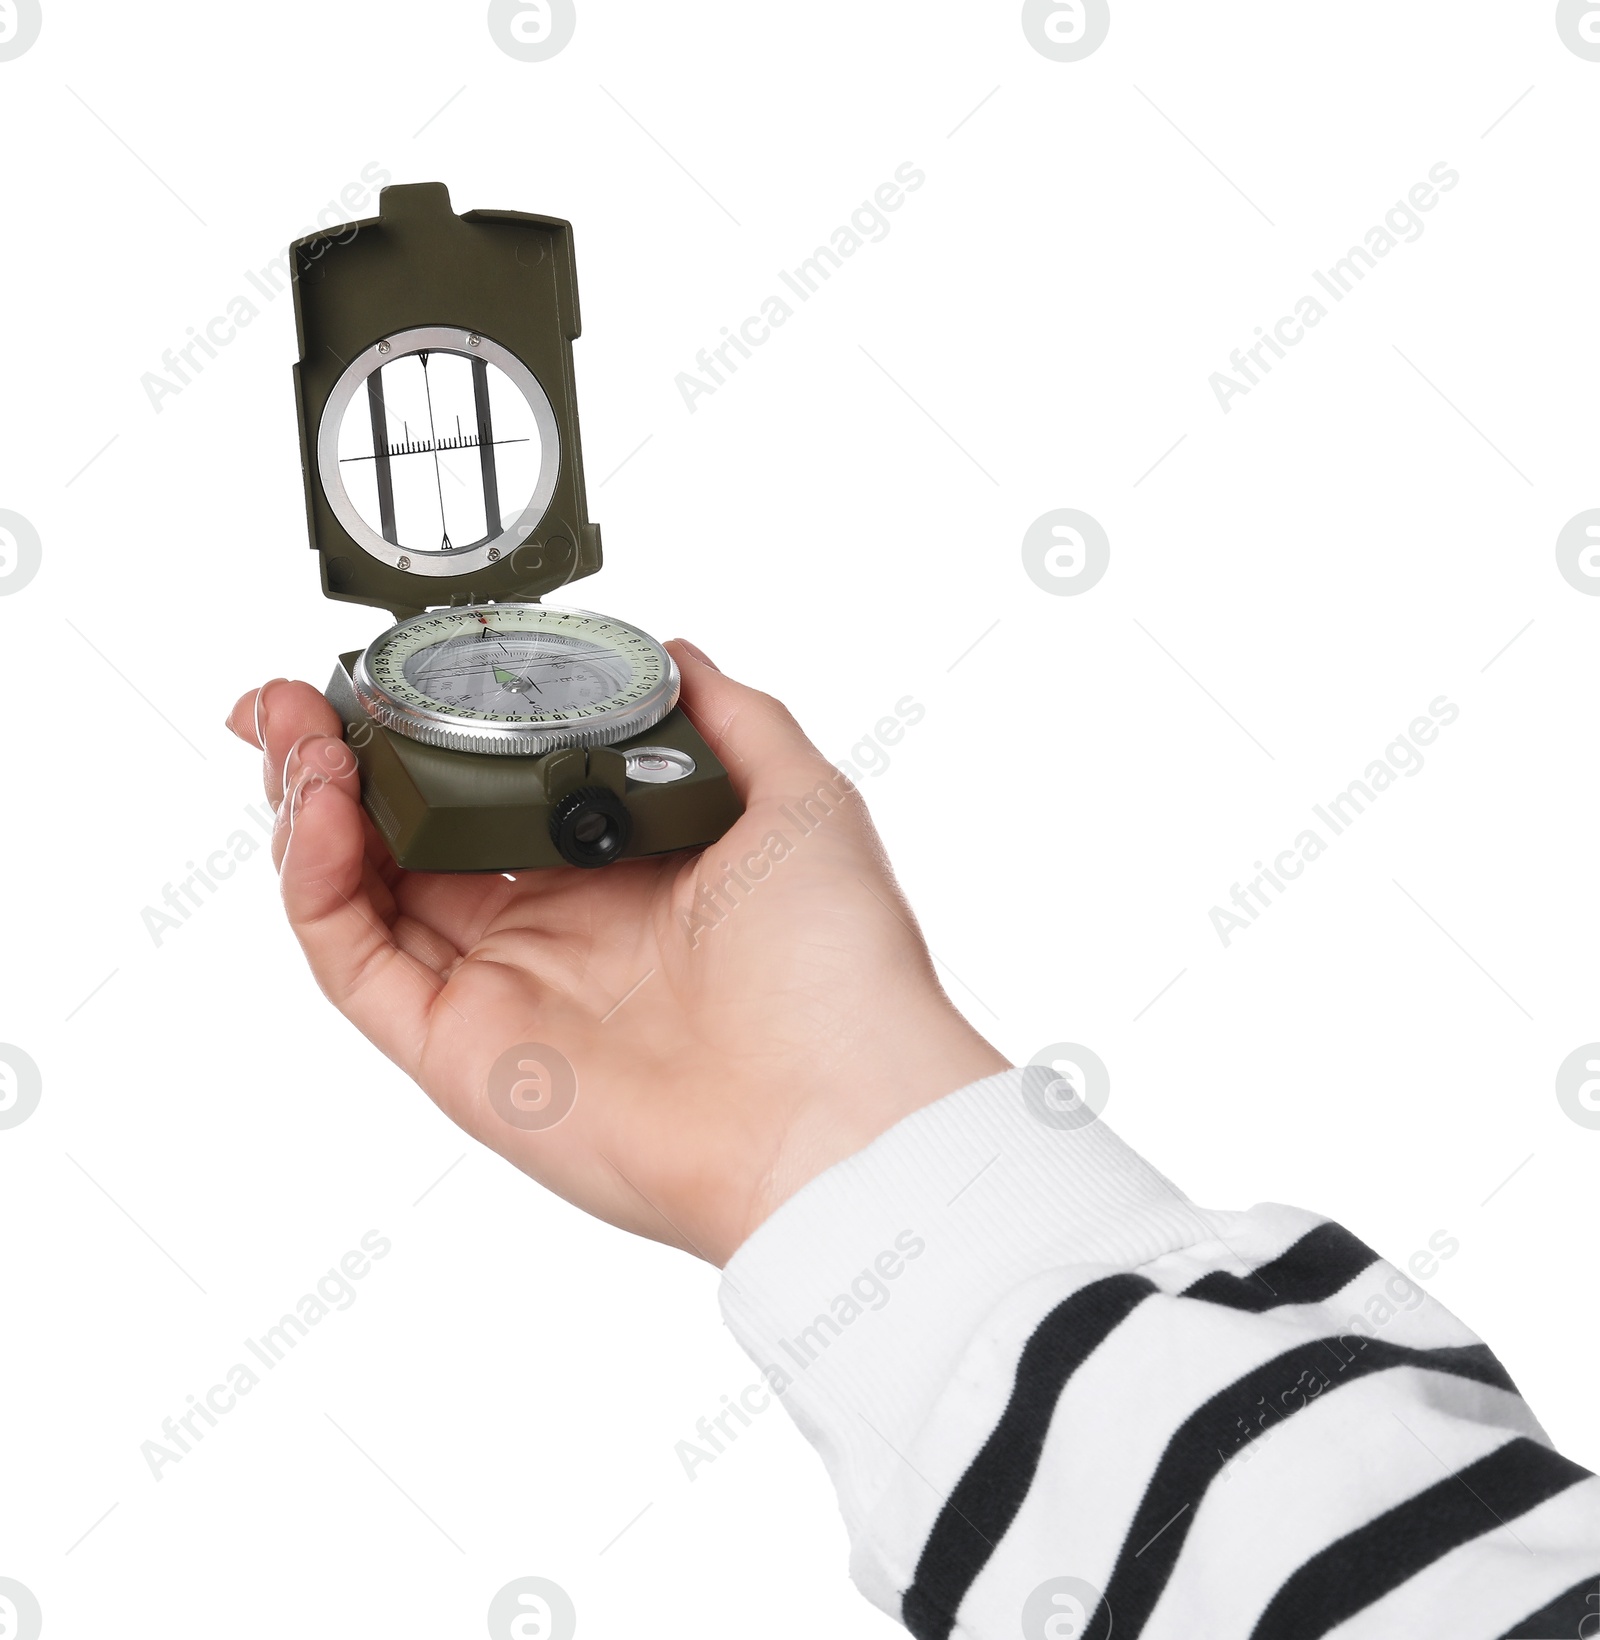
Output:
[{"xmin": 717, "ymin": 1066, "xmax": 1227, "ymax": 1602}]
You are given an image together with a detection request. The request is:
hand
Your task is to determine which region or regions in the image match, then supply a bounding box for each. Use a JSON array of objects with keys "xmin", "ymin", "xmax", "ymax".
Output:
[{"xmin": 226, "ymin": 643, "xmax": 1007, "ymax": 1265}]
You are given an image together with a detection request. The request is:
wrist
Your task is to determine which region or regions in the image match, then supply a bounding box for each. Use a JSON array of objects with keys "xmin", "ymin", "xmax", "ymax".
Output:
[{"xmin": 723, "ymin": 1000, "xmax": 1008, "ymax": 1264}]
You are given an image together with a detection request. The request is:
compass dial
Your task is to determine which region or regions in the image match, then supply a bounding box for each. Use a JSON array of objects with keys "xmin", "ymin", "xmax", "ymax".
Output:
[{"xmin": 353, "ymin": 605, "xmax": 679, "ymax": 756}]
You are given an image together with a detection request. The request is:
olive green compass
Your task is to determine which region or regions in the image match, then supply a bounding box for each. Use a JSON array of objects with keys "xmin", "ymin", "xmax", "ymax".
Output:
[{"xmin": 289, "ymin": 182, "xmax": 740, "ymax": 872}]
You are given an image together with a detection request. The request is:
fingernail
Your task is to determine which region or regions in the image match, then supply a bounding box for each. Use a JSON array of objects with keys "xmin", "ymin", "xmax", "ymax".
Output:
[
  {"xmin": 254, "ymin": 678, "xmax": 288, "ymax": 746},
  {"xmin": 287, "ymin": 762, "xmax": 330, "ymax": 823},
  {"xmin": 303, "ymin": 735, "xmax": 352, "ymax": 779},
  {"xmin": 676, "ymin": 640, "xmax": 720, "ymax": 672}
]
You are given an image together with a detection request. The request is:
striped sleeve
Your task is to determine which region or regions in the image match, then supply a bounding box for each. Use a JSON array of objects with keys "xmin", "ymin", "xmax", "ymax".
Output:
[{"xmin": 718, "ymin": 1068, "xmax": 1600, "ymax": 1640}]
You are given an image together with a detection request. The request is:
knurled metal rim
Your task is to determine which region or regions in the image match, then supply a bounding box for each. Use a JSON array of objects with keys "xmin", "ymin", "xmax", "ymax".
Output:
[{"xmin": 351, "ymin": 607, "xmax": 680, "ymax": 757}]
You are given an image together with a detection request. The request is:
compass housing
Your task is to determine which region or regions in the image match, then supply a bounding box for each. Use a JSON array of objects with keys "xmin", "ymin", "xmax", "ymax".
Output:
[
  {"xmin": 287, "ymin": 181, "xmax": 743, "ymax": 871},
  {"xmin": 291, "ymin": 181, "xmax": 601, "ymax": 620}
]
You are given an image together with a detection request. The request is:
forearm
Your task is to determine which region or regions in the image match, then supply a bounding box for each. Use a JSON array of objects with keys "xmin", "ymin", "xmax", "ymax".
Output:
[{"xmin": 719, "ymin": 1068, "xmax": 1600, "ymax": 1639}]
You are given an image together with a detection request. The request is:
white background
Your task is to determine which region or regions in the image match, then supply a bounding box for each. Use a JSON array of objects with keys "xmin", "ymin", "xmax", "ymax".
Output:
[{"xmin": 2, "ymin": 3, "xmax": 1598, "ymax": 1635}]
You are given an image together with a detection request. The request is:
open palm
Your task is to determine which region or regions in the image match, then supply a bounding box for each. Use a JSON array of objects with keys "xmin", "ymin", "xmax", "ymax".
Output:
[{"xmin": 229, "ymin": 641, "xmax": 1004, "ymax": 1264}]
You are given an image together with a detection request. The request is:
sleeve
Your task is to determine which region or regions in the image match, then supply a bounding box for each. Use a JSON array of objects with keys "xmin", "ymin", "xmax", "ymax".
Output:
[{"xmin": 717, "ymin": 1067, "xmax": 1600, "ymax": 1640}]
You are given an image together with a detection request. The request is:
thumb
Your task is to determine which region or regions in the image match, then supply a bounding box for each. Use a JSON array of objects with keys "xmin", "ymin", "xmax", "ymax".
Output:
[{"xmin": 666, "ymin": 640, "xmax": 828, "ymax": 804}]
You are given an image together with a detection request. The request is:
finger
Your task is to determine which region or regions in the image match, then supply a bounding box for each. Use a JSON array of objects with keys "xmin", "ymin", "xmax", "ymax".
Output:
[
  {"xmin": 277, "ymin": 750, "xmax": 443, "ymax": 1074},
  {"xmin": 259, "ymin": 692, "xmax": 447, "ymax": 899},
  {"xmin": 277, "ymin": 727, "xmax": 519, "ymax": 951},
  {"xmin": 230, "ymin": 680, "xmax": 344, "ymax": 809},
  {"xmin": 667, "ymin": 640, "xmax": 832, "ymax": 804},
  {"xmin": 262, "ymin": 682, "xmax": 345, "ymax": 809},
  {"xmin": 225, "ymin": 679, "xmax": 284, "ymax": 748},
  {"xmin": 673, "ymin": 638, "xmax": 719, "ymax": 672},
  {"xmin": 280, "ymin": 736, "xmax": 466, "ymax": 968},
  {"xmin": 272, "ymin": 733, "xmax": 363, "ymax": 870}
]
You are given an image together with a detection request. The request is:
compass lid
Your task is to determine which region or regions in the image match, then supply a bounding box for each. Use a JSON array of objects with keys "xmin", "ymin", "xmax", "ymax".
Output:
[{"xmin": 291, "ymin": 181, "xmax": 602, "ymax": 621}]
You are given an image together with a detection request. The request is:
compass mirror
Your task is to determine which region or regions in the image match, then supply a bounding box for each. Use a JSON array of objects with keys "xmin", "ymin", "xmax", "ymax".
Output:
[{"xmin": 315, "ymin": 326, "xmax": 562, "ymax": 578}]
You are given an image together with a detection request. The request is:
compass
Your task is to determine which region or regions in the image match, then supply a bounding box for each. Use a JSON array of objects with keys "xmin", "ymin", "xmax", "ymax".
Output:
[{"xmin": 287, "ymin": 181, "xmax": 741, "ymax": 872}]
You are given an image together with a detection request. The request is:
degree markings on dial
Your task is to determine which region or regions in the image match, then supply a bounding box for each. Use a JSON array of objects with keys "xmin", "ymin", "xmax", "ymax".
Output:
[{"xmin": 370, "ymin": 606, "xmax": 663, "ymax": 728}]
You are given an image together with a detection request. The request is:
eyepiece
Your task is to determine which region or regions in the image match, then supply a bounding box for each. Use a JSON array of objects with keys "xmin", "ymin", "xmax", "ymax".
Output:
[{"xmin": 549, "ymin": 787, "xmax": 632, "ymax": 868}]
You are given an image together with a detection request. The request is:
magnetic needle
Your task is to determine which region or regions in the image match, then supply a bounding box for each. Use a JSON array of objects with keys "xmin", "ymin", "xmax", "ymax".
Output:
[{"xmin": 288, "ymin": 181, "xmax": 741, "ymax": 873}]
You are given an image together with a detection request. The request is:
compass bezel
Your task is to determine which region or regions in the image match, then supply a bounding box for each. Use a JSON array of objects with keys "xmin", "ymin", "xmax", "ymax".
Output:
[{"xmin": 350, "ymin": 603, "xmax": 682, "ymax": 757}]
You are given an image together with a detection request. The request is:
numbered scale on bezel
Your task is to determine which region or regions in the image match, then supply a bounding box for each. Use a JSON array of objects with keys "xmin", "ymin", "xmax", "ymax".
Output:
[
  {"xmin": 353, "ymin": 604, "xmax": 681, "ymax": 757},
  {"xmin": 290, "ymin": 182, "xmax": 740, "ymax": 874}
]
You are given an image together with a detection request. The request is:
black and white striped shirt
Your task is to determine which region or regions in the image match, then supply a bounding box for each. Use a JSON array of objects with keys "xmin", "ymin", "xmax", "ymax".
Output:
[{"xmin": 720, "ymin": 1068, "xmax": 1599, "ymax": 1638}]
